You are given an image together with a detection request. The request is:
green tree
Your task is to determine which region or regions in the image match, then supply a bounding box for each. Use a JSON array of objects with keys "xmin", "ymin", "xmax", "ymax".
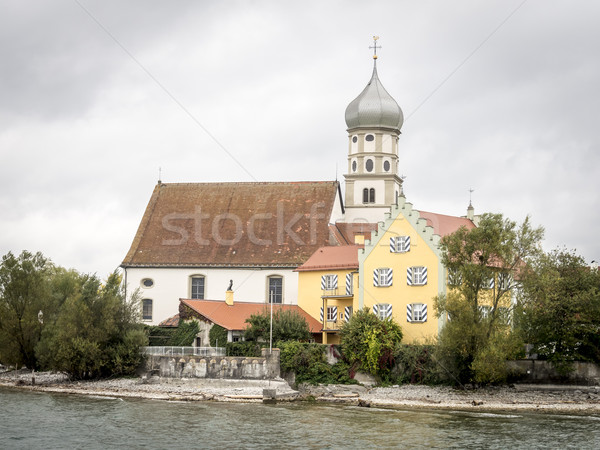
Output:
[
  {"xmin": 517, "ymin": 249, "xmax": 600, "ymax": 374},
  {"xmin": 38, "ymin": 271, "xmax": 147, "ymax": 379},
  {"xmin": 434, "ymin": 213, "xmax": 544, "ymax": 384},
  {"xmin": 0, "ymin": 251, "xmax": 53, "ymax": 369},
  {"xmin": 340, "ymin": 307, "xmax": 403, "ymax": 378},
  {"xmin": 244, "ymin": 308, "xmax": 311, "ymax": 342}
]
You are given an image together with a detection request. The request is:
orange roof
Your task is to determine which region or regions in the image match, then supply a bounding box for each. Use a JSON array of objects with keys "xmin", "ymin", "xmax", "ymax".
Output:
[
  {"xmin": 158, "ymin": 314, "xmax": 180, "ymax": 327},
  {"xmin": 180, "ymin": 299, "xmax": 322, "ymax": 333},
  {"xmin": 329, "ymin": 222, "xmax": 378, "ymax": 245},
  {"xmin": 295, "ymin": 245, "xmax": 360, "ymax": 272},
  {"xmin": 417, "ymin": 210, "xmax": 475, "ymax": 237},
  {"xmin": 122, "ymin": 181, "xmax": 339, "ymax": 268}
]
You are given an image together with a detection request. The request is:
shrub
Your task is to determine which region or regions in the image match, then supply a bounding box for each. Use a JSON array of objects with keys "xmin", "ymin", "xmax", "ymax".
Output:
[
  {"xmin": 209, "ymin": 324, "xmax": 228, "ymax": 347},
  {"xmin": 168, "ymin": 321, "xmax": 199, "ymax": 346},
  {"xmin": 340, "ymin": 307, "xmax": 403, "ymax": 378}
]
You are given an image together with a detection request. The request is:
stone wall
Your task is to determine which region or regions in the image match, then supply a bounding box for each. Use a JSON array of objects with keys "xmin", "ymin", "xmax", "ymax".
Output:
[
  {"xmin": 508, "ymin": 360, "xmax": 600, "ymax": 385},
  {"xmin": 145, "ymin": 348, "xmax": 280, "ymax": 380}
]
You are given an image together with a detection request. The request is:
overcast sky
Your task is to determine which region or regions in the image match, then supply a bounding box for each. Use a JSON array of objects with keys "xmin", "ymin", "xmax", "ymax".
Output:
[{"xmin": 1, "ymin": 0, "xmax": 599, "ymax": 277}]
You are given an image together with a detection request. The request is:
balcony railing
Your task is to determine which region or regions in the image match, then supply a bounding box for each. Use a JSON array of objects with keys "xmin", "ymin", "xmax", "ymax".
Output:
[{"xmin": 142, "ymin": 346, "xmax": 225, "ymax": 357}]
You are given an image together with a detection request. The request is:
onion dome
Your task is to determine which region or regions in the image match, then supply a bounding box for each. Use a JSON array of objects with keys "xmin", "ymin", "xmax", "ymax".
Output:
[{"xmin": 344, "ymin": 62, "xmax": 403, "ymax": 131}]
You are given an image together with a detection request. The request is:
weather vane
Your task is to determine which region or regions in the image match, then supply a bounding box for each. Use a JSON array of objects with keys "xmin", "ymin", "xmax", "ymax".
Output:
[
  {"xmin": 369, "ymin": 36, "xmax": 381, "ymax": 59},
  {"xmin": 469, "ymin": 188, "xmax": 474, "ymax": 204}
]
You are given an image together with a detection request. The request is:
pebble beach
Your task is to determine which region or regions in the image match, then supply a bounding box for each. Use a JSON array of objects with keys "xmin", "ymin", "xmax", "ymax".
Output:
[{"xmin": 1, "ymin": 369, "xmax": 599, "ymax": 414}]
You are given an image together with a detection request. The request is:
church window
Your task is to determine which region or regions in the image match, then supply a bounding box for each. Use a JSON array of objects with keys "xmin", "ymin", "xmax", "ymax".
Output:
[
  {"xmin": 383, "ymin": 160, "xmax": 391, "ymax": 172},
  {"xmin": 142, "ymin": 299, "xmax": 153, "ymax": 321},
  {"xmin": 352, "ymin": 160, "xmax": 357, "ymax": 172},
  {"xmin": 352, "ymin": 135, "xmax": 358, "ymax": 143},
  {"xmin": 268, "ymin": 276, "xmax": 283, "ymax": 303},
  {"xmin": 363, "ymin": 188, "xmax": 375, "ymax": 204},
  {"xmin": 365, "ymin": 159, "xmax": 373, "ymax": 172},
  {"xmin": 141, "ymin": 278, "xmax": 154, "ymax": 288},
  {"xmin": 365, "ymin": 134, "xmax": 375, "ymax": 142},
  {"xmin": 191, "ymin": 276, "xmax": 205, "ymax": 299}
]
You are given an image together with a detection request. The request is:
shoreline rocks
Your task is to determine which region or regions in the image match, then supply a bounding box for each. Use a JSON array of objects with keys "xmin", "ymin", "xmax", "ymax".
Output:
[{"xmin": 1, "ymin": 370, "xmax": 599, "ymax": 413}]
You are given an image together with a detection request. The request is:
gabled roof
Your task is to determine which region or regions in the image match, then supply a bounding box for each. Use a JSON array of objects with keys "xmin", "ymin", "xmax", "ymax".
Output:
[
  {"xmin": 122, "ymin": 181, "xmax": 339, "ymax": 268},
  {"xmin": 417, "ymin": 210, "xmax": 475, "ymax": 237},
  {"xmin": 180, "ymin": 299, "xmax": 322, "ymax": 333},
  {"xmin": 295, "ymin": 245, "xmax": 360, "ymax": 272}
]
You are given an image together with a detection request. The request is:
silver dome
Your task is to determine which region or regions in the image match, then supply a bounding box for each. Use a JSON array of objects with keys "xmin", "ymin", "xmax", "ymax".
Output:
[{"xmin": 345, "ymin": 63, "xmax": 403, "ymax": 131}]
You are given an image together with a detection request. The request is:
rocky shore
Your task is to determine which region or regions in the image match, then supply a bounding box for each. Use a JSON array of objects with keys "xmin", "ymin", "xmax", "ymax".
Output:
[{"xmin": 1, "ymin": 369, "xmax": 599, "ymax": 414}]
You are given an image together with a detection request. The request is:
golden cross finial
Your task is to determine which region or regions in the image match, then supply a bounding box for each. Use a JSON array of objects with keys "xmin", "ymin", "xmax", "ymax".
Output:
[{"xmin": 369, "ymin": 36, "xmax": 381, "ymax": 59}]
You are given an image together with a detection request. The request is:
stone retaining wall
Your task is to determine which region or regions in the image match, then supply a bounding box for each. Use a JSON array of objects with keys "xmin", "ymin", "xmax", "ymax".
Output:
[
  {"xmin": 145, "ymin": 348, "xmax": 280, "ymax": 380},
  {"xmin": 509, "ymin": 360, "xmax": 600, "ymax": 385}
]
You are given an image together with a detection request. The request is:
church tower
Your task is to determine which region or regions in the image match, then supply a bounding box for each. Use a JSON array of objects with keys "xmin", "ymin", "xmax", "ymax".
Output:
[{"xmin": 343, "ymin": 37, "xmax": 404, "ymax": 223}]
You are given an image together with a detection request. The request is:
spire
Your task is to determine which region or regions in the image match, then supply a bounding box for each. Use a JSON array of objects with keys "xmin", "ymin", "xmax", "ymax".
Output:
[
  {"xmin": 344, "ymin": 37, "xmax": 403, "ymax": 131},
  {"xmin": 467, "ymin": 188, "xmax": 475, "ymax": 220}
]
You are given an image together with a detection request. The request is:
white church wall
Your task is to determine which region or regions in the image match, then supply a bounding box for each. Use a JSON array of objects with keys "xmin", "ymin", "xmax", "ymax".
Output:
[{"xmin": 125, "ymin": 267, "xmax": 299, "ymax": 326}]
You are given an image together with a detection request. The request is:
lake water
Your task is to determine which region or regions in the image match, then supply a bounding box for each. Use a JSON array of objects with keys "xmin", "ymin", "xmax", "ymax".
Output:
[{"xmin": 1, "ymin": 387, "xmax": 599, "ymax": 449}]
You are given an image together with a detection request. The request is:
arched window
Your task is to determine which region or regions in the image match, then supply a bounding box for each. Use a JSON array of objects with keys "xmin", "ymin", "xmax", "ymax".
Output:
[
  {"xmin": 363, "ymin": 188, "xmax": 369, "ymax": 204},
  {"xmin": 190, "ymin": 275, "xmax": 205, "ymax": 299},
  {"xmin": 267, "ymin": 275, "xmax": 283, "ymax": 304},
  {"xmin": 369, "ymin": 188, "xmax": 375, "ymax": 203},
  {"xmin": 142, "ymin": 299, "xmax": 153, "ymax": 321}
]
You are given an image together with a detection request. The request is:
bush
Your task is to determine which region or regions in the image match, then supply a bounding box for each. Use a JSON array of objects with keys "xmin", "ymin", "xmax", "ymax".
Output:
[
  {"xmin": 340, "ymin": 307, "xmax": 403, "ymax": 378},
  {"xmin": 244, "ymin": 309, "xmax": 310, "ymax": 342},
  {"xmin": 226, "ymin": 341, "xmax": 262, "ymax": 357},
  {"xmin": 278, "ymin": 341, "xmax": 356, "ymax": 385},
  {"xmin": 145, "ymin": 325, "xmax": 176, "ymax": 346},
  {"xmin": 392, "ymin": 345, "xmax": 440, "ymax": 384},
  {"xmin": 168, "ymin": 321, "xmax": 199, "ymax": 346},
  {"xmin": 209, "ymin": 324, "xmax": 228, "ymax": 347}
]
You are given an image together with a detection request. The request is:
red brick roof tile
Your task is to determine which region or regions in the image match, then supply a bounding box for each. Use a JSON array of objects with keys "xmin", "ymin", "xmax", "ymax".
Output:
[
  {"xmin": 180, "ymin": 299, "xmax": 322, "ymax": 333},
  {"xmin": 295, "ymin": 245, "xmax": 360, "ymax": 272},
  {"xmin": 122, "ymin": 181, "xmax": 339, "ymax": 267}
]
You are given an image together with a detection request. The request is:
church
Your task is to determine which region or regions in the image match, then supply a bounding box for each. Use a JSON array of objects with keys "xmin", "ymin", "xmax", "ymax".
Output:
[{"xmin": 121, "ymin": 40, "xmax": 477, "ymax": 343}]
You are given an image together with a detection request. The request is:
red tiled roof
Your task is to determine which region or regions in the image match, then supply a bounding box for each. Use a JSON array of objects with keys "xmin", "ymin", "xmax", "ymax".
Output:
[
  {"xmin": 330, "ymin": 222, "xmax": 378, "ymax": 245},
  {"xmin": 180, "ymin": 299, "xmax": 322, "ymax": 333},
  {"xmin": 158, "ymin": 314, "xmax": 180, "ymax": 327},
  {"xmin": 122, "ymin": 181, "xmax": 339, "ymax": 267},
  {"xmin": 295, "ymin": 245, "xmax": 360, "ymax": 272},
  {"xmin": 417, "ymin": 211, "xmax": 475, "ymax": 237}
]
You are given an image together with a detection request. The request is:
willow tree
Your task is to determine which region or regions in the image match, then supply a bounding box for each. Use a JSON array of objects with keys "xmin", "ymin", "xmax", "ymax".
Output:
[
  {"xmin": 0, "ymin": 251, "xmax": 53, "ymax": 369},
  {"xmin": 434, "ymin": 213, "xmax": 544, "ymax": 384}
]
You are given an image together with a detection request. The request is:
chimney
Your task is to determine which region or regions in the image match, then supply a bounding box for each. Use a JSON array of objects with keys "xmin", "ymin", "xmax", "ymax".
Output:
[{"xmin": 225, "ymin": 279, "xmax": 234, "ymax": 305}]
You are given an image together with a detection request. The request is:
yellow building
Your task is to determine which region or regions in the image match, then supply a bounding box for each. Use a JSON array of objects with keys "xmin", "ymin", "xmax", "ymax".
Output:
[
  {"xmin": 359, "ymin": 196, "xmax": 476, "ymax": 343},
  {"xmin": 295, "ymin": 245, "xmax": 362, "ymax": 344}
]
